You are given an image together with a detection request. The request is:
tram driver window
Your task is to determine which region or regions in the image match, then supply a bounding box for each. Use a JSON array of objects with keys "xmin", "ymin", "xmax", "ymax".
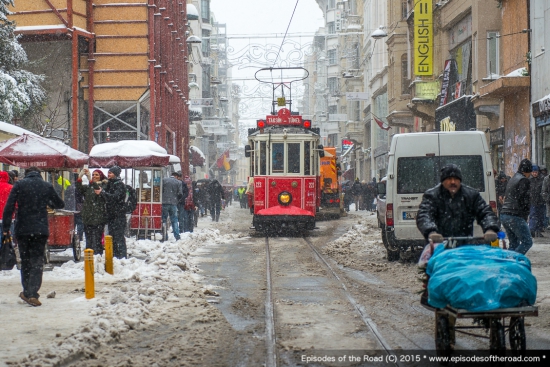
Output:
[
  {"xmin": 272, "ymin": 143, "xmax": 284, "ymax": 172},
  {"xmin": 259, "ymin": 141, "xmax": 267, "ymax": 175},
  {"xmin": 288, "ymin": 143, "xmax": 301, "ymax": 173},
  {"xmin": 304, "ymin": 142, "xmax": 311, "ymax": 175}
]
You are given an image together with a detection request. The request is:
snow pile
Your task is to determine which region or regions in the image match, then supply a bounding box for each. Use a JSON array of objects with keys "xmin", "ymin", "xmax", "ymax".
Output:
[
  {"xmin": 11, "ymin": 228, "xmax": 240, "ymax": 366},
  {"xmin": 323, "ymin": 223, "xmax": 384, "ymax": 259}
]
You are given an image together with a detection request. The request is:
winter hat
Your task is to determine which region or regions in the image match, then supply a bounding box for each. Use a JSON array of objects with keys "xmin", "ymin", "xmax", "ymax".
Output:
[
  {"xmin": 93, "ymin": 169, "xmax": 106, "ymax": 181},
  {"xmin": 518, "ymin": 159, "xmax": 533, "ymax": 173},
  {"xmin": 108, "ymin": 166, "xmax": 121, "ymax": 177},
  {"xmin": 532, "ymin": 165, "xmax": 540, "ymax": 172},
  {"xmin": 440, "ymin": 164, "xmax": 462, "ymax": 182}
]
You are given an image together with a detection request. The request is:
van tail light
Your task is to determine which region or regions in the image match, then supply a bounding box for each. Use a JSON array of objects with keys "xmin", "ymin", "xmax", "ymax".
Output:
[
  {"xmin": 489, "ymin": 201, "xmax": 497, "ymax": 213},
  {"xmin": 386, "ymin": 203, "xmax": 394, "ymax": 227}
]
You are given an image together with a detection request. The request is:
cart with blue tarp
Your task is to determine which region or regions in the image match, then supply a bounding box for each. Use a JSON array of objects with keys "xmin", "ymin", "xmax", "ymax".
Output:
[{"xmin": 419, "ymin": 236, "xmax": 538, "ymax": 359}]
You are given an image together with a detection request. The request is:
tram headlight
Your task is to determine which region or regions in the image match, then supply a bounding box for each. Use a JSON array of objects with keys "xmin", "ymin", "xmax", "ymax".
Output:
[{"xmin": 278, "ymin": 191, "xmax": 292, "ymax": 206}]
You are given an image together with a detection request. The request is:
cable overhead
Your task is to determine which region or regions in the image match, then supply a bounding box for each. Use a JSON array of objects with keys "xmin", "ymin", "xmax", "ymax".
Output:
[{"xmin": 272, "ymin": 0, "xmax": 300, "ymax": 68}]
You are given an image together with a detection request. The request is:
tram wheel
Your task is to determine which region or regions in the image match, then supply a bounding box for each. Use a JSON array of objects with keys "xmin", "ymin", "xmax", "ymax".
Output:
[
  {"xmin": 509, "ymin": 317, "xmax": 526, "ymax": 355},
  {"xmin": 435, "ymin": 314, "xmax": 452, "ymax": 362},
  {"xmin": 72, "ymin": 235, "xmax": 82, "ymax": 262},
  {"xmin": 489, "ymin": 319, "xmax": 506, "ymax": 355}
]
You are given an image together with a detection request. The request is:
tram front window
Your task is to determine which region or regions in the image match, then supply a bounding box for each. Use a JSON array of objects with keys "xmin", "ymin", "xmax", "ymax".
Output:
[
  {"xmin": 288, "ymin": 143, "xmax": 301, "ymax": 173},
  {"xmin": 272, "ymin": 143, "xmax": 284, "ymax": 173}
]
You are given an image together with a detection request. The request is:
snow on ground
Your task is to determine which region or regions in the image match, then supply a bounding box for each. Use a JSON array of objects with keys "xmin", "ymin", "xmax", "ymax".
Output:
[{"xmin": 0, "ymin": 224, "xmax": 243, "ymax": 367}]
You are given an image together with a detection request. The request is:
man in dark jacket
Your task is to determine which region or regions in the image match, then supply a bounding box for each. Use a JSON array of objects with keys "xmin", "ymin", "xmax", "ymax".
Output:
[
  {"xmin": 416, "ymin": 164, "xmax": 500, "ymax": 246},
  {"xmin": 98, "ymin": 166, "xmax": 128, "ymax": 258},
  {"xmin": 500, "ymin": 159, "xmax": 533, "ymax": 254},
  {"xmin": 2, "ymin": 167, "xmax": 65, "ymax": 307},
  {"xmin": 207, "ymin": 180, "xmax": 224, "ymax": 222},
  {"xmin": 528, "ymin": 165, "xmax": 545, "ymax": 237},
  {"xmin": 495, "ymin": 171, "xmax": 508, "ymax": 217}
]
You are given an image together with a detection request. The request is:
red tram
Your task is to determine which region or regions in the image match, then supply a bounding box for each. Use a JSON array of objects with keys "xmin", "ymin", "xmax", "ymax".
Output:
[{"xmin": 245, "ymin": 67, "xmax": 324, "ymax": 234}]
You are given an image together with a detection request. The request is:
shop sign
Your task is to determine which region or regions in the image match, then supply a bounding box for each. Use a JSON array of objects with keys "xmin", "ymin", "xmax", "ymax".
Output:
[
  {"xmin": 533, "ymin": 96, "xmax": 550, "ymax": 117},
  {"xmin": 342, "ymin": 139, "xmax": 354, "ymax": 151},
  {"xmin": 414, "ymin": 0, "xmax": 433, "ymax": 76},
  {"xmin": 490, "ymin": 127, "xmax": 504, "ymax": 145},
  {"xmin": 439, "ymin": 60, "xmax": 452, "ymax": 106},
  {"xmin": 335, "ymin": 10, "xmax": 342, "ymax": 32},
  {"xmin": 415, "ymin": 81, "xmax": 439, "ymax": 100}
]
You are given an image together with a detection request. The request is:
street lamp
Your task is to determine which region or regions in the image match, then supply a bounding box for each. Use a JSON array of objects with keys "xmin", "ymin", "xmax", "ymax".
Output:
[{"xmin": 370, "ymin": 26, "xmax": 388, "ymax": 40}]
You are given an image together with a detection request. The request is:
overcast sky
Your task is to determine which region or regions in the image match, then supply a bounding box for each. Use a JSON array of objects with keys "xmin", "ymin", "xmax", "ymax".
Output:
[{"xmin": 210, "ymin": 0, "xmax": 325, "ymax": 121}]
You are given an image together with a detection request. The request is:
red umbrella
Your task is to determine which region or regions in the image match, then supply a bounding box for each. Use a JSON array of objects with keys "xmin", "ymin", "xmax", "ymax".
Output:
[{"xmin": 0, "ymin": 134, "xmax": 89, "ymax": 169}]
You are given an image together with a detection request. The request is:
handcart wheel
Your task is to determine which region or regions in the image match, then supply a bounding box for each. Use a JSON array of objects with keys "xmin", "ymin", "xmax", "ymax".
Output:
[
  {"xmin": 509, "ymin": 317, "xmax": 526, "ymax": 355},
  {"xmin": 435, "ymin": 314, "xmax": 452, "ymax": 360},
  {"xmin": 489, "ymin": 319, "xmax": 506, "ymax": 354},
  {"xmin": 72, "ymin": 234, "xmax": 82, "ymax": 262}
]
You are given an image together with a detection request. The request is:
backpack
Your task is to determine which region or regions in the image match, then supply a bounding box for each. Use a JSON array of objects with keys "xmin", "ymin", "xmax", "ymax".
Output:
[{"xmin": 125, "ymin": 184, "xmax": 138, "ymax": 214}]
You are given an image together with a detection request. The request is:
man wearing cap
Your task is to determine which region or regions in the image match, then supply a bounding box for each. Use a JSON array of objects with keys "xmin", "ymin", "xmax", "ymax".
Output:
[
  {"xmin": 416, "ymin": 164, "xmax": 500, "ymax": 247},
  {"xmin": 500, "ymin": 159, "xmax": 533, "ymax": 254},
  {"xmin": 97, "ymin": 166, "xmax": 127, "ymax": 258}
]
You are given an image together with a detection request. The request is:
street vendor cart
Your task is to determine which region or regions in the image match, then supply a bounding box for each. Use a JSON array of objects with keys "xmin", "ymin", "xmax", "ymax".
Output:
[
  {"xmin": 0, "ymin": 134, "xmax": 89, "ymax": 262},
  {"xmin": 88, "ymin": 140, "xmax": 181, "ymax": 241},
  {"xmin": 420, "ymin": 236, "xmax": 538, "ymax": 359}
]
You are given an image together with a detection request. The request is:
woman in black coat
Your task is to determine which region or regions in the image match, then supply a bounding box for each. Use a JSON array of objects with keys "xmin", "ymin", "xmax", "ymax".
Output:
[{"xmin": 76, "ymin": 169, "xmax": 108, "ymax": 255}]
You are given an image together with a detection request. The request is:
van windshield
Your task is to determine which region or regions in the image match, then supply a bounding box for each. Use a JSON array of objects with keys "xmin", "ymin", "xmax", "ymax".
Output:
[{"xmin": 397, "ymin": 155, "xmax": 485, "ymax": 194}]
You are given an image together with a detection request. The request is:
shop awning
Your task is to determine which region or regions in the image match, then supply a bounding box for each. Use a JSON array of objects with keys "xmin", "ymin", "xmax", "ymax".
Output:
[{"xmin": 343, "ymin": 168, "xmax": 355, "ymax": 181}]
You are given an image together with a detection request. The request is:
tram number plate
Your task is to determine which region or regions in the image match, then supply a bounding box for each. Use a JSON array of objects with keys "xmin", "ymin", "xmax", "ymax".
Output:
[{"xmin": 402, "ymin": 211, "xmax": 417, "ymax": 220}]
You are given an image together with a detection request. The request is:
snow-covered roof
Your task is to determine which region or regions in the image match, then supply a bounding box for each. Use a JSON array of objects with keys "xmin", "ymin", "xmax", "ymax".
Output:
[
  {"xmin": 89, "ymin": 140, "xmax": 172, "ymax": 168},
  {"xmin": 0, "ymin": 121, "xmax": 38, "ymax": 137},
  {"xmin": 15, "ymin": 24, "xmax": 67, "ymax": 32}
]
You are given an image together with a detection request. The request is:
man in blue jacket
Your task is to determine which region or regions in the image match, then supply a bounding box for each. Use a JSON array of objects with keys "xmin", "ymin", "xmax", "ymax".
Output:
[{"xmin": 2, "ymin": 167, "xmax": 64, "ymax": 307}]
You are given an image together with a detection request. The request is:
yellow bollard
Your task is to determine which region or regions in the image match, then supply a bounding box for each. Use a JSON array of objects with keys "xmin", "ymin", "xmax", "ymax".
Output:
[
  {"xmin": 84, "ymin": 249, "xmax": 95, "ymax": 299},
  {"xmin": 105, "ymin": 235, "xmax": 113, "ymax": 275}
]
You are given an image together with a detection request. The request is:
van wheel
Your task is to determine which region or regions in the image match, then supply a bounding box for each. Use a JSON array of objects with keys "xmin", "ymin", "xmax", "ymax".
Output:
[{"xmin": 382, "ymin": 226, "xmax": 399, "ymax": 262}]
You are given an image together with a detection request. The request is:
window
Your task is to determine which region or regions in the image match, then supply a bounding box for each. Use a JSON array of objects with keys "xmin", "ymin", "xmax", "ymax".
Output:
[
  {"xmin": 272, "ymin": 143, "xmax": 284, "ymax": 173},
  {"xmin": 328, "ymin": 77, "xmax": 338, "ymax": 96},
  {"xmin": 329, "ymin": 0, "xmax": 336, "ymax": 9},
  {"xmin": 202, "ymin": 30, "xmax": 210, "ymax": 57},
  {"xmin": 328, "ymin": 49, "xmax": 337, "ymax": 65},
  {"xmin": 304, "ymin": 142, "xmax": 311, "ymax": 175},
  {"xmin": 396, "ymin": 155, "xmax": 484, "ymax": 194},
  {"xmin": 288, "ymin": 143, "xmax": 301, "ymax": 173},
  {"xmin": 257, "ymin": 141, "xmax": 266, "ymax": 175},
  {"xmin": 487, "ymin": 31, "xmax": 500, "ymax": 77},
  {"xmin": 327, "ymin": 22, "xmax": 335, "ymax": 34},
  {"xmin": 401, "ymin": 54, "xmax": 410, "ymax": 95},
  {"xmin": 201, "ymin": 0, "xmax": 210, "ymax": 23}
]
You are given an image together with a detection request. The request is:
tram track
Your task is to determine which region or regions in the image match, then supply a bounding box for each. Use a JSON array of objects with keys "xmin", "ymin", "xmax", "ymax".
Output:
[{"xmin": 263, "ymin": 235, "xmax": 399, "ymax": 367}]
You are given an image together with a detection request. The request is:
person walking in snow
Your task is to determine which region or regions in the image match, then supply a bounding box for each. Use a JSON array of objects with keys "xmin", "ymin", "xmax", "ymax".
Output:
[
  {"xmin": 162, "ymin": 171, "xmax": 183, "ymax": 240},
  {"xmin": 2, "ymin": 167, "xmax": 65, "ymax": 307},
  {"xmin": 207, "ymin": 179, "xmax": 224, "ymax": 222},
  {"xmin": 97, "ymin": 166, "xmax": 128, "ymax": 258},
  {"xmin": 76, "ymin": 168, "xmax": 108, "ymax": 255}
]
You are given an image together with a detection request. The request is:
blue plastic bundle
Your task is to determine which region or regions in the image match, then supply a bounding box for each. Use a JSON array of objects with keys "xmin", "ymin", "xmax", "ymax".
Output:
[{"xmin": 426, "ymin": 245, "xmax": 537, "ymax": 311}]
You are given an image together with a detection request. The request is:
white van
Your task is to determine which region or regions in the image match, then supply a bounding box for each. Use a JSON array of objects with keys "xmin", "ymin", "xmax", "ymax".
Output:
[{"xmin": 376, "ymin": 131, "xmax": 497, "ymax": 261}]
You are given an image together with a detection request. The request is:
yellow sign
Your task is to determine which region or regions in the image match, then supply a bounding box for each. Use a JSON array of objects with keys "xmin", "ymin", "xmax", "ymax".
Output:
[
  {"xmin": 415, "ymin": 81, "xmax": 440, "ymax": 100},
  {"xmin": 414, "ymin": 0, "xmax": 433, "ymax": 76},
  {"xmin": 440, "ymin": 117, "xmax": 456, "ymax": 131},
  {"xmin": 277, "ymin": 97, "xmax": 286, "ymax": 106},
  {"xmin": 142, "ymin": 206, "xmax": 149, "ymax": 216}
]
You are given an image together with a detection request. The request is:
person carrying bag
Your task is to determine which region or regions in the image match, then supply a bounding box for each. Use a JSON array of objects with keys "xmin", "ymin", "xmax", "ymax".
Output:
[{"xmin": 0, "ymin": 232, "xmax": 16, "ymax": 270}]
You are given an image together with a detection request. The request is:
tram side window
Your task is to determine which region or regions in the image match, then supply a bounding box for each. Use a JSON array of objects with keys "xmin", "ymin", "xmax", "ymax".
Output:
[
  {"xmin": 304, "ymin": 142, "xmax": 311, "ymax": 175},
  {"xmin": 272, "ymin": 143, "xmax": 284, "ymax": 172},
  {"xmin": 288, "ymin": 143, "xmax": 301, "ymax": 173},
  {"xmin": 259, "ymin": 141, "xmax": 267, "ymax": 175}
]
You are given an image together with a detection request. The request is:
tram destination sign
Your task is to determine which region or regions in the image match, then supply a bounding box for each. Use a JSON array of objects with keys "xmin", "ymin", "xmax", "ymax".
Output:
[{"xmin": 265, "ymin": 108, "xmax": 303, "ymax": 126}]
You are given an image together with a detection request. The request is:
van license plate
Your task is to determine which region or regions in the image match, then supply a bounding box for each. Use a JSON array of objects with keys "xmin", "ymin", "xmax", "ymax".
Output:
[{"xmin": 403, "ymin": 211, "xmax": 417, "ymax": 220}]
